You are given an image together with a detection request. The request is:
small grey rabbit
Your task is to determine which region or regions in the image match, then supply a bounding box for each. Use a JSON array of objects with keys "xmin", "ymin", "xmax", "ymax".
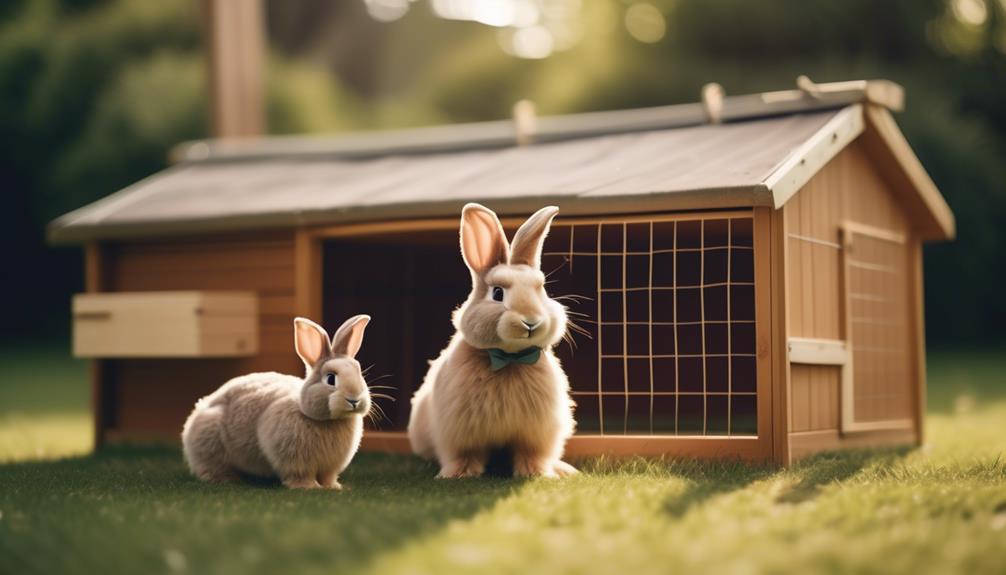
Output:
[{"xmin": 182, "ymin": 315, "xmax": 371, "ymax": 489}]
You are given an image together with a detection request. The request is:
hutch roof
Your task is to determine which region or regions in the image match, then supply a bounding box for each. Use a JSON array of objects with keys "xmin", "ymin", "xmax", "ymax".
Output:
[{"xmin": 48, "ymin": 79, "xmax": 954, "ymax": 244}]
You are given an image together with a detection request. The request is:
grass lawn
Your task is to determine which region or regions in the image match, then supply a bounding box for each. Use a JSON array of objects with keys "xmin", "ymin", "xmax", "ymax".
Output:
[{"xmin": 1, "ymin": 343, "xmax": 1005, "ymax": 575}]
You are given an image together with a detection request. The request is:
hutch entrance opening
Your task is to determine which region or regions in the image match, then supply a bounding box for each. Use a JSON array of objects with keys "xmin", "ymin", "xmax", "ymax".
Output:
[{"xmin": 321, "ymin": 211, "xmax": 763, "ymax": 441}]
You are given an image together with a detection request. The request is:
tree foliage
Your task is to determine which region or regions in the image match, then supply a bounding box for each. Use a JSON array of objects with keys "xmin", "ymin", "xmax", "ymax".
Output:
[{"xmin": 1, "ymin": 0, "xmax": 1003, "ymax": 344}]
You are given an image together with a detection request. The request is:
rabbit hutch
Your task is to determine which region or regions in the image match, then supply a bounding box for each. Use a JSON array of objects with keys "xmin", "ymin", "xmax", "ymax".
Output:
[{"xmin": 50, "ymin": 79, "xmax": 954, "ymax": 465}]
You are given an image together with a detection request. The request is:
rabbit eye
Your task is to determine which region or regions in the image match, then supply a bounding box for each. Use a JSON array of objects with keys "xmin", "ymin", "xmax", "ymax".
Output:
[
  {"xmin": 325, "ymin": 373, "xmax": 337, "ymax": 387},
  {"xmin": 492, "ymin": 287, "xmax": 504, "ymax": 302}
]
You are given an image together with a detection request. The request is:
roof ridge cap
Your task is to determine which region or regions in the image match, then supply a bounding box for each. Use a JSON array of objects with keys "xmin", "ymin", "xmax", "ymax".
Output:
[{"xmin": 171, "ymin": 78, "xmax": 903, "ymax": 165}]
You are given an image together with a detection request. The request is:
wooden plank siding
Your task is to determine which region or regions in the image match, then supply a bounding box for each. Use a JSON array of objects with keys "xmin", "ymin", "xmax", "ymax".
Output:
[
  {"xmin": 783, "ymin": 139, "xmax": 920, "ymax": 460},
  {"xmin": 789, "ymin": 365, "xmax": 841, "ymax": 432},
  {"xmin": 97, "ymin": 233, "xmax": 299, "ymax": 442}
]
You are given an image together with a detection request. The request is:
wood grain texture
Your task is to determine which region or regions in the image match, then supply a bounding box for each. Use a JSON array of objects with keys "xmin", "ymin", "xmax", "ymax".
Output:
[
  {"xmin": 860, "ymin": 104, "xmax": 955, "ymax": 240},
  {"xmin": 360, "ymin": 431, "xmax": 772, "ymax": 461},
  {"xmin": 766, "ymin": 207, "xmax": 791, "ymax": 465},
  {"xmin": 294, "ymin": 230, "xmax": 323, "ymax": 320},
  {"xmin": 73, "ymin": 291, "xmax": 258, "ymax": 358},
  {"xmin": 843, "ymin": 226, "xmax": 914, "ymax": 428},
  {"xmin": 765, "ymin": 104, "xmax": 864, "ymax": 208},
  {"xmin": 84, "ymin": 242, "xmax": 109, "ymax": 448},
  {"xmin": 909, "ymin": 239, "xmax": 927, "ymax": 444},
  {"xmin": 784, "ymin": 142, "xmax": 910, "ymax": 339},
  {"xmin": 787, "ymin": 338, "xmax": 849, "ymax": 365},
  {"xmin": 789, "ymin": 365, "xmax": 840, "ymax": 432},
  {"xmin": 753, "ymin": 208, "xmax": 777, "ymax": 463},
  {"xmin": 789, "ymin": 428, "xmax": 916, "ymax": 461},
  {"xmin": 99, "ymin": 233, "xmax": 299, "ymax": 442},
  {"xmin": 783, "ymin": 138, "xmax": 922, "ymax": 457}
]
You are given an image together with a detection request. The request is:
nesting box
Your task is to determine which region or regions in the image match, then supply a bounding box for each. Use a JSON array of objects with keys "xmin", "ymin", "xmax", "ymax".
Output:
[
  {"xmin": 49, "ymin": 79, "xmax": 954, "ymax": 464},
  {"xmin": 73, "ymin": 291, "xmax": 258, "ymax": 358}
]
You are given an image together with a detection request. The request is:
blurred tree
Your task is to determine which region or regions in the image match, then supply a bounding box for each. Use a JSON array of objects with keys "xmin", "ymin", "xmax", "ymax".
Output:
[
  {"xmin": 0, "ymin": 0, "xmax": 204, "ymax": 336},
  {"xmin": 0, "ymin": 0, "xmax": 367, "ymax": 338},
  {"xmin": 1, "ymin": 0, "xmax": 1003, "ymax": 346}
]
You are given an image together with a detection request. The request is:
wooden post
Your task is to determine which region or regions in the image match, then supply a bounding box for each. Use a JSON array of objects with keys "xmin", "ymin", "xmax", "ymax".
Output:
[
  {"xmin": 294, "ymin": 230, "xmax": 323, "ymax": 321},
  {"xmin": 766, "ymin": 207, "xmax": 791, "ymax": 466},
  {"xmin": 909, "ymin": 239, "xmax": 927, "ymax": 445},
  {"xmin": 202, "ymin": 0, "xmax": 265, "ymax": 138},
  {"xmin": 84, "ymin": 242, "xmax": 108, "ymax": 449}
]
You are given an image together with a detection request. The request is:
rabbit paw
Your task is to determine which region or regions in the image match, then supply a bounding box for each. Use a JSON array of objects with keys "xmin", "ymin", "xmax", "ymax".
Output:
[
  {"xmin": 513, "ymin": 454, "xmax": 555, "ymax": 478},
  {"xmin": 283, "ymin": 476, "xmax": 322, "ymax": 489},
  {"xmin": 193, "ymin": 467, "xmax": 240, "ymax": 483},
  {"xmin": 514, "ymin": 456, "xmax": 579, "ymax": 479},
  {"xmin": 552, "ymin": 460, "xmax": 579, "ymax": 477},
  {"xmin": 318, "ymin": 472, "xmax": 343, "ymax": 490},
  {"xmin": 437, "ymin": 458, "xmax": 485, "ymax": 479}
]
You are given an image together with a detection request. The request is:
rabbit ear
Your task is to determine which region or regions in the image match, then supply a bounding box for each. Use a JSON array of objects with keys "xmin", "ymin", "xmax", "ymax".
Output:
[
  {"xmin": 460, "ymin": 203, "xmax": 509, "ymax": 275},
  {"xmin": 294, "ymin": 317, "xmax": 330, "ymax": 367},
  {"xmin": 509, "ymin": 206, "xmax": 559, "ymax": 269},
  {"xmin": 330, "ymin": 314, "xmax": 370, "ymax": 359}
]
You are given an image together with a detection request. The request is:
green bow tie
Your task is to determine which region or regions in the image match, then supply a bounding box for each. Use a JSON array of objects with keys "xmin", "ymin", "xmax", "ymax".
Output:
[{"xmin": 487, "ymin": 346, "xmax": 542, "ymax": 371}]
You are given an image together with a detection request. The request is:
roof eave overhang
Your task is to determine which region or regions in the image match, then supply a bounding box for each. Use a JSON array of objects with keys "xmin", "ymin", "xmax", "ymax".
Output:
[
  {"xmin": 47, "ymin": 186, "xmax": 772, "ymax": 244},
  {"xmin": 763, "ymin": 104, "xmax": 866, "ymax": 209}
]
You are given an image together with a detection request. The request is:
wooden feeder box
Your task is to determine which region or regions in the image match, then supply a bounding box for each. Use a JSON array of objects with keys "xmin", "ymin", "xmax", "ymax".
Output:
[{"xmin": 73, "ymin": 291, "xmax": 258, "ymax": 358}]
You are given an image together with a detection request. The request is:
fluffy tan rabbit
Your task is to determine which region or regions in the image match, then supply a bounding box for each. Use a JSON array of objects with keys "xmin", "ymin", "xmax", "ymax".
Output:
[
  {"xmin": 408, "ymin": 203, "xmax": 578, "ymax": 478},
  {"xmin": 182, "ymin": 315, "xmax": 372, "ymax": 489}
]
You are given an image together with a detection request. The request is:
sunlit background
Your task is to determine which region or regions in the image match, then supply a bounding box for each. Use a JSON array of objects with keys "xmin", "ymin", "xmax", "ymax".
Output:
[
  {"xmin": 1, "ymin": 4, "xmax": 1006, "ymax": 571},
  {"xmin": 0, "ymin": 0, "xmax": 1004, "ymax": 349}
]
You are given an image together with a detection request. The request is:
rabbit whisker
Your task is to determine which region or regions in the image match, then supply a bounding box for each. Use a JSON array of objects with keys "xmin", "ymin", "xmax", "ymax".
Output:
[
  {"xmin": 554, "ymin": 294, "xmax": 593, "ymax": 302},
  {"xmin": 561, "ymin": 331, "xmax": 578, "ymax": 352},
  {"xmin": 370, "ymin": 402, "xmax": 390, "ymax": 423},
  {"xmin": 566, "ymin": 320, "xmax": 593, "ymax": 340},
  {"xmin": 544, "ymin": 260, "xmax": 569, "ymax": 280}
]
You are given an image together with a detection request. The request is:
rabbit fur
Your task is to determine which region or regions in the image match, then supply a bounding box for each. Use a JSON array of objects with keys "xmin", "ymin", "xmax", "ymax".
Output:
[
  {"xmin": 408, "ymin": 203, "xmax": 578, "ymax": 478},
  {"xmin": 182, "ymin": 315, "xmax": 372, "ymax": 489}
]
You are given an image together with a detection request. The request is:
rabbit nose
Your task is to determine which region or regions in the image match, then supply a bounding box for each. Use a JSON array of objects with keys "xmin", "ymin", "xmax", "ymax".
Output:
[
  {"xmin": 522, "ymin": 317, "xmax": 542, "ymax": 331},
  {"xmin": 346, "ymin": 398, "xmax": 360, "ymax": 409}
]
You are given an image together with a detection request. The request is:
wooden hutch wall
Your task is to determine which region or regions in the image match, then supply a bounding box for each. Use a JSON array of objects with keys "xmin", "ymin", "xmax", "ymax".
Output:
[
  {"xmin": 90, "ymin": 233, "xmax": 300, "ymax": 444},
  {"xmin": 783, "ymin": 139, "xmax": 923, "ymax": 461}
]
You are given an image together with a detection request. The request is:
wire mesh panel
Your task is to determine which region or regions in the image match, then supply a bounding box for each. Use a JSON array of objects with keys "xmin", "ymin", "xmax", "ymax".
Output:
[
  {"xmin": 542, "ymin": 214, "xmax": 758, "ymax": 437},
  {"xmin": 844, "ymin": 230, "xmax": 913, "ymax": 424}
]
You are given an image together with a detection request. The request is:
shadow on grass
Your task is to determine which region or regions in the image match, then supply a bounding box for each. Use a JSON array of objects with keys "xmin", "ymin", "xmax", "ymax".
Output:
[
  {"xmin": 620, "ymin": 446, "xmax": 915, "ymax": 520},
  {"xmin": 776, "ymin": 446, "xmax": 912, "ymax": 504},
  {"xmin": 580, "ymin": 457, "xmax": 776, "ymax": 519},
  {"xmin": 0, "ymin": 445, "xmax": 522, "ymax": 575},
  {"xmin": 660, "ymin": 459, "xmax": 776, "ymax": 518}
]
